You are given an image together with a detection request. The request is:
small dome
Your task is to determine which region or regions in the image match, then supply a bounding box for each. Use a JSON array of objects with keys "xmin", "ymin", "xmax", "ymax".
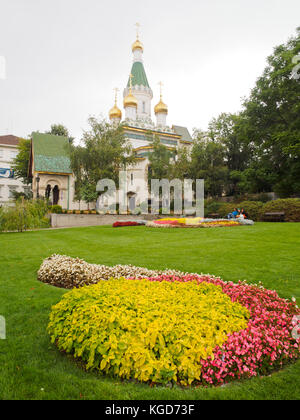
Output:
[
  {"xmin": 109, "ymin": 104, "xmax": 122, "ymax": 120},
  {"xmin": 124, "ymin": 92, "xmax": 138, "ymax": 108},
  {"xmin": 154, "ymin": 98, "xmax": 168, "ymax": 115},
  {"xmin": 132, "ymin": 39, "xmax": 144, "ymax": 52}
]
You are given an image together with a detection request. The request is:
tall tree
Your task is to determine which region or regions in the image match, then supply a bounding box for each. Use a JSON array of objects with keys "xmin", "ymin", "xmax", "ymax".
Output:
[
  {"xmin": 240, "ymin": 27, "xmax": 300, "ymax": 196},
  {"xmin": 12, "ymin": 138, "xmax": 31, "ymax": 185},
  {"xmin": 190, "ymin": 134, "xmax": 228, "ymax": 198},
  {"xmin": 172, "ymin": 146, "xmax": 191, "ymax": 181},
  {"xmin": 47, "ymin": 124, "xmax": 74, "ymax": 144},
  {"xmin": 70, "ymin": 118, "xmax": 137, "ymax": 202},
  {"xmin": 208, "ymin": 113, "xmax": 253, "ymax": 195},
  {"xmin": 147, "ymin": 135, "xmax": 173, "ymax": 187}
]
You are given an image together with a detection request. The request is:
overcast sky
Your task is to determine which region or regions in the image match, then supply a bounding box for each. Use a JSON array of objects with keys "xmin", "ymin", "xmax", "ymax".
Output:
[{"xmin": 0, "ymin": 0, "xmax": 299, "ymax": 141}]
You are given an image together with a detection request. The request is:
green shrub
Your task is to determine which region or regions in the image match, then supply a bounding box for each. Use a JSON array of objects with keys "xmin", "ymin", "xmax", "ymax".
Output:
[
  {"xmin": 50, "ymin": 205, "xmax": 63, "ymax": 214},
  {"xmin": 0, "ymin": 199, "xmax": 50, "ymax": 232},
  {"xmin": 248, "ymin": 193, "xmax": 271, "ymax": 203},
  {"xmin": 262, "ymin": 199, "xmax": 300, "ymax": 222},
  {"xmin": 238, "ymin": 201, "xmax": 264, "ymax": 221},
  {"xmin": 48, "ymin": 279, "xmax": 249, "ymax": 385},
  {"xmin": 204, "ymin": 200, "xmax": 223, "ymax": 217},
  {"xmin": 216, "ymin": 203, "xmax": 239, "ymax": 219}
]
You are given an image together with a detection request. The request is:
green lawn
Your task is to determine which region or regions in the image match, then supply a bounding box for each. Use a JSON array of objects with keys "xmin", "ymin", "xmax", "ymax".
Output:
[{"xmin": 1, "ymin": 223, "xmax": 300, "ymax": 400}]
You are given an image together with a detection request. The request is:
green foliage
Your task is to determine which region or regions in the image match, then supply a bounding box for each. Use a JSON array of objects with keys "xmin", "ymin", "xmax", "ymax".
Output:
[
  {"xmin": 204, "ymin": 200, "xmax": 223, "ymax": 217},
  {"xmin": 205, "ymin": 201, "xmax": 264, "ymax": 221},
  {"xmin": 190, "ymin": 136, "xmax": 229, "ymax": 198},
  {"xmin": 205, "ymin": 198, "xmax": 300, "ymax": 222},
  {"xmin": 48, "ymin": 279, "xmax": 249, "ymax": 385},
  {"xmin": 238, "ymin": 201, "xmax": 264, "ymax": 221},
  {"xmin": 11, "ymin": 138, "xmax": 32, "ymax": 185},
  {"xmin": 237, "ymin": 28, "xmax": 300, "ymax": 196},
  {"xmin": 11, "ymin": 189, "xmax": 33, "ymax": 201},
  {"xmin": 0, "ymin": 199, "xmax": 50, "ymax": 232},
  {"xmin": 191, "ymin": 28, "xmax": 300, "ymax": 198},
  {"xmin": 70, "ymin": 118, "xmax": 137, "ymax": 203},
  {"xmin": 46, "ymin": 124, "xmax": 74, "ymax": 144},
  {"xmin": 147, "ymin": 135, "xmax": 173, "ymax": 187},
  {"xmin": 263, "ymin": 199, "xmax": 300, "ymax": 222},
  {"xmin": 50, "ymin": 205, "xmax": 63, "ymax": 214}
]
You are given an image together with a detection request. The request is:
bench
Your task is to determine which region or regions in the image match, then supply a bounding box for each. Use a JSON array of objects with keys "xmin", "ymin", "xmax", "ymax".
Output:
[
  {"xmin": 208, "ymin": 213, "xmax": 220, "ymax": 219},
  {"xmin": 263, "ymin": 212, "xmax": 285, "ymax": 222}
]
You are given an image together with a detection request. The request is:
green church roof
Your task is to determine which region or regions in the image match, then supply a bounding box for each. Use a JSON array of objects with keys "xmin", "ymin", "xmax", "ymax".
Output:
[
  {"xmin": 172, "ymin": 126, "xmax": 193, "ymax": 143},
  {"xmin": 127, "ymin": 62, "xmax": 150, "ymax": 88},
  {"xmin": 32, "ymin": 132, "xmax": 72, "ymax": 174}
]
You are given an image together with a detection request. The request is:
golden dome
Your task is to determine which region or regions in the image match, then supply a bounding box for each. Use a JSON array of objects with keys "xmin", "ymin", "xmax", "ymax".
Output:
[
  {"xmin": 109, "ymin": 104, "xmax": 122, "ymax": 120},
  {"xmin": 154, "ymin": 98, "xmax": 168, "ymax": 114},
  {"xmin": 132, "ymin": 39, "xmax": 144, "ymax": 52},
  {"xmin": 124, "ymin": 92, "xmax": 138, "ymax": 108}
]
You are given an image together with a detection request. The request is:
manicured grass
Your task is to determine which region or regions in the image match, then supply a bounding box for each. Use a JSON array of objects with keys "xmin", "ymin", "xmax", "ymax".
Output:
[{"xmin": 0, "ymin": 223, "xmax": 300, "ymax": 400}]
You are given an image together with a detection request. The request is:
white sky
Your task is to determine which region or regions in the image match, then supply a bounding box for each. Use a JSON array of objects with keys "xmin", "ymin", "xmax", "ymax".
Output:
[{"xmin": 0, "ymin": 0, "xmax": 299, "ymax": 141}]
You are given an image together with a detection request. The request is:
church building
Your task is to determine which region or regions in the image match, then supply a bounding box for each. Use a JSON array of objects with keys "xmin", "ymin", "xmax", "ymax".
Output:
[
  {"xmin": 29, "ymin": 28, "xmax": 193, "ymax": 211},
  {"xmin": 107, "ymin": 28, "xmax": 193, "ymax": 210}
]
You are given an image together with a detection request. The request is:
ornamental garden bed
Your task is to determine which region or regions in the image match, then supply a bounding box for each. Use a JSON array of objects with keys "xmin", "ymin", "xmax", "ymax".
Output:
[
  {"xmin": 146, "ymin": 218, "xmax": 254, "ymax": 228},
  {"xmin": 41, "ymin": 255, "xmax": 300, "ymax": 387}
]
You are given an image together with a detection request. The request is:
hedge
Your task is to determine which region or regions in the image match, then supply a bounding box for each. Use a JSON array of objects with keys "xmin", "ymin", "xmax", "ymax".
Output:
[
  {"xmin": 262, "ymin": 199, "xmax": 300, "ymax": 222},
  {"xmin": 205, "ymin": 199, "xmax": 300, "ymax": 222}
]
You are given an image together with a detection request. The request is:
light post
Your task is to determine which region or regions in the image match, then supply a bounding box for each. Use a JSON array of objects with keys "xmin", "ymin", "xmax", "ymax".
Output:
[{"xmin": 36, "ymin": 174, "xmax": 40, "ymax": 199}]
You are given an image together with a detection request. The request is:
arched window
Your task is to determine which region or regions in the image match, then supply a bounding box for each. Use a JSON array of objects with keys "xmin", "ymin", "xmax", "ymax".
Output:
[
  {"xmin": 53, "ymin": 185, "xmax": 60, "ymax": 205},
  {"xmin": 45, "ymin": 185, "xmax": 51, "ymax": 200}
]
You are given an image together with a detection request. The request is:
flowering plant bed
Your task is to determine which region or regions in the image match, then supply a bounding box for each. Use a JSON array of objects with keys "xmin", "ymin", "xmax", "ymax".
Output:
[
  {"xmin": 38, "ymin": 254, "xmax": 188, "ymax": 289},
  {"xmin": 46, "ymin": 256, "xmax": 300, "ymax": 387},
  {"xmin": 48, "ymin": 278, "xmax": 250, "ymax": 385},
  {"xmin": 113, "ymin": 221, "xmax": 145, "ymax": 228},
  {"xmin": 145, "ymin": 275, "xmax": 300, "ymax": 385},
  {"xmin": 147, "ymin": 218, "xmax": 253, "ymax": 228}
]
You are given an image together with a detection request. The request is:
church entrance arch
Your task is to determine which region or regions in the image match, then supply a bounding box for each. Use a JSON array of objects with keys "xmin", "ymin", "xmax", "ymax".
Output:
[
  {"xmin": 43, "ymin": 179, "xmax": 61, "ymax": 206},
  {"xmin": 53, "ymin": 185, "xmax": 60, "ymax": 205}
]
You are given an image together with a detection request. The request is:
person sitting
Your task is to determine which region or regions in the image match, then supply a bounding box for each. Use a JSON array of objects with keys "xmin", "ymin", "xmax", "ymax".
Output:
[
  {"xmin": 228, "ymin": 208, "xmax": 239, "ymax": 219},
  {"xmin": 241, "ymin": 208, "xmax": 249, "ymax": 219}
]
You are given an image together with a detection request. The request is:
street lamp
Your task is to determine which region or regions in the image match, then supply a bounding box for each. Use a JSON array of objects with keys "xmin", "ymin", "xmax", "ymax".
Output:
[{"xmin": 36, "ymin": 174, "xmax": 40, "ymax": 199}]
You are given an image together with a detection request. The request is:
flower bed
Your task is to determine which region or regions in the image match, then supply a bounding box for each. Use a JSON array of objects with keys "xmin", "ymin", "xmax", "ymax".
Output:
[
  {"xmin": 48, "ymin": 279, "xmax": 250, "ymax": 385},
  {"xmin": 145, "ymin": 274, "xmax": 300, "ymax": 385},
  {"xmin": 47, "ymin": 274, "xmax": 300, "ymax": 386},
  {"xmin": 147, "ymin": 218, "xmax": 253, "ymax": 228},
  {"xmin": 43, "ymin": 255, "xmax": 300, "ymax": 386},
  {"xmin": 113, "ymin": 221, "xmax": 145, "ymax": 228},
  {"xmin": 38, "ymin": 255, "xmax": 188, "ymax": 289}
]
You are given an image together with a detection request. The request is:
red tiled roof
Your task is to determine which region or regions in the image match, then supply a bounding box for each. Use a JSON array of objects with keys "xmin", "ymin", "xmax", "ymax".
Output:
[{"xmin": 0, "ymin": 135, "xmax": 20, "ymax": 146}]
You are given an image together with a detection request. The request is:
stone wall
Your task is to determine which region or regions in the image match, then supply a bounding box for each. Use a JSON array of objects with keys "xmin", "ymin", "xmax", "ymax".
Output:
[{"xmin": 50, "ymin": 213, "xmax": 161, "ymax": 228}]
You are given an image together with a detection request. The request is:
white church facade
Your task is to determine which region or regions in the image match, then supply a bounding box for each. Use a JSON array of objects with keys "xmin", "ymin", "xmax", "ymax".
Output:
[{"xmin": 105, "ymin": 29, "xmax": 193, "ymax": 211}]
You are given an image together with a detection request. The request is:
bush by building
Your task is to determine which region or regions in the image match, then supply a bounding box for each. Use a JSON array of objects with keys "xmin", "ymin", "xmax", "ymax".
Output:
[{"xmin": 0, "ymin": 199, "xmax": 50, "ymax": 232}]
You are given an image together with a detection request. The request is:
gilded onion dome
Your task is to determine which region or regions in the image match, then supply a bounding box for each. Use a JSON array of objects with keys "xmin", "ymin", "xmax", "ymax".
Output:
[
  {"xmin": 124, "ymin": 92, "xmax": 138, "ymax": 108},
  {"xmin": 132, "ymin": 24, "xmax": 143, "ymax": 52},
  {"xmin": 109, "ymin": 104, "xmax": 122, "ymax": 120},
  {"xmin": 132, "ymin": 38, "xmax": 144, "ymax": 53},
  {"xmin": 109, "ymin": 88, "xmax": 122, "ymax": 120},
  {"xmin": 155, "ymin": 82, "xmax": 168, "ymax": 114},
  {"xmin": 154, "ymin": 97, "xmax": 168, "ymax": 114},
  {"xmin": 124, "ymin": 74, "xmax": 138, "ymax": 108}
]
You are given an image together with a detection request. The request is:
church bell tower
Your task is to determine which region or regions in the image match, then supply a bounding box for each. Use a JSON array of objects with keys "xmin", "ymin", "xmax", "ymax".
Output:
[{"xmin": 123, "ymin": 23, "xmax": 153, "ymax": 122}]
